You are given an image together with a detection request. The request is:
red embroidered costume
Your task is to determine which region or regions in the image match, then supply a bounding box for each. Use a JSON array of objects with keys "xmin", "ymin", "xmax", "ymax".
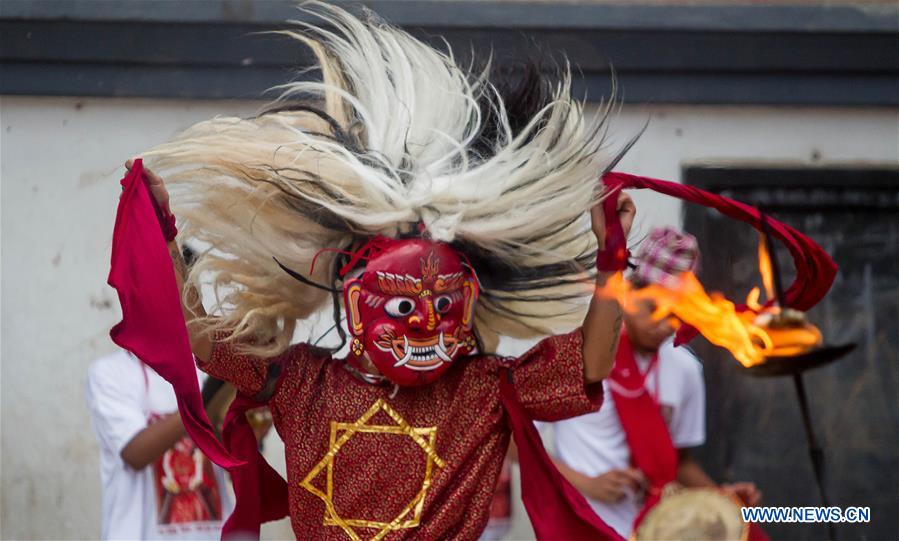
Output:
[{"xmin": 204, "ymin": 330, "xmax": 598, "ymax": 539}]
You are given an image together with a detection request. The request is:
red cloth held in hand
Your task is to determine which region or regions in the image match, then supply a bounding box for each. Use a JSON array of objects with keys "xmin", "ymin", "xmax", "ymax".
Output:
[
  {"xmin": 596, "ymin": 189, "xmax": 630, "ymax": 271},
  {"xmin": 109, "ymin": 160, "xmax": 286, "ymax": 539},
  {"xmin": 109, "ymin": 159, "xmax": 237, "ymax": 469}
]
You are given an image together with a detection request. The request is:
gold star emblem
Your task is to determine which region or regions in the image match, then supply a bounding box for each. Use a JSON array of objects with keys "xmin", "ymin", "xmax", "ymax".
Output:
[{"xmin": 300, "ymin": 399, "xmax": 445, "ymax": 541}]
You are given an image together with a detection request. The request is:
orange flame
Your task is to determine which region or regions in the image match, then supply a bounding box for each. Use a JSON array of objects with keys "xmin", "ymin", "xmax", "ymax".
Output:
[
  {"xmin": 599, "ymin": 237, "xmax": 823, "ymax": 367},
  {"xmin": 758, "ymin": 236, "xmax": 777, "ymax": 306}
]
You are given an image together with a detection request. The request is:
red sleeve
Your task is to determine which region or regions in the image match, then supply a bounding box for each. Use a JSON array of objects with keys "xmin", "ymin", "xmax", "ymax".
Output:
[
  {"xmin": 198, "ymin": 338, "xmax": 277, "ymax": 398},
  {"xmin": 511, "ymin": 328, "xmax": 604, "ymax": 421},
  {"xmin": 199, "ymin": 338, "xmax": 332, "ymax": 404}
]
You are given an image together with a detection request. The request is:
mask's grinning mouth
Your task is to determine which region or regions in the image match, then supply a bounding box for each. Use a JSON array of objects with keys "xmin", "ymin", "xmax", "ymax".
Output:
[
  {"xmin": 398, "ymin": 341, "xmax": 443, "ymax": 368},
  {"xmin": 409, "ymin": 346, "xmax": 437, "ymax": 361},
  {"xmin": 376, "ymin": 331, "xmax": 459, "ymax": 370}
]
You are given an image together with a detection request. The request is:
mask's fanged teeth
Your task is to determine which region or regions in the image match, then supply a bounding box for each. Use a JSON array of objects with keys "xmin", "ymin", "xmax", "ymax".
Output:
[
  {"xmin": 436, "ymin": 332, "xmax": 452, "ymax": 362},
  {"xmin": 394, "ymin": 335, "xmax": 412, "ymax": 367}
]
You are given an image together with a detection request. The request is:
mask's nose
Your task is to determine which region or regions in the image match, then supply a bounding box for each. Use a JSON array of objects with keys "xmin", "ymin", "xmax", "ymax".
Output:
[
  {"xmin": 407, "ymin": 299, "xmax": 439, "ymax": 332},
  {"xmin": 425, "ymin": 299, "xmax": 439, "ymax": 331},
  {"xmin": 407, "ymin": 314, "xmax": 424, "ymax": 330}
]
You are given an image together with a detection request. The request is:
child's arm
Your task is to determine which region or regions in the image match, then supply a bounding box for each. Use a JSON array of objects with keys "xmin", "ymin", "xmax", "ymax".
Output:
[
  {"xmin": 120, "ymin": 413, "xmax": 187, "ymax": 470},
  {"xmin": 551, "ymin": 456, "xmax": 646, "ymax": 504}
]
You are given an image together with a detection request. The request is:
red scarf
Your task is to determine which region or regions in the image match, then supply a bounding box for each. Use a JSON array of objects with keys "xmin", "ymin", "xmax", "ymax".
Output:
[
  {"xmin": 609, "ymin": 333, "xmax": 678, "ymax": 527},
  {"xmin": 110, "ymin": 161, "xmax": 285, "ymax": 539},
  {"xmin": 109, "ymin": 161, "xmax": 240, "ymax": 471}
]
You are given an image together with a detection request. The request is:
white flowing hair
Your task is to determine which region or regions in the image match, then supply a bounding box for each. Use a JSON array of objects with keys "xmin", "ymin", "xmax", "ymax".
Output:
[{"xmin": 142, "ymin": 2, "xmax": 624, "ymax": 357}]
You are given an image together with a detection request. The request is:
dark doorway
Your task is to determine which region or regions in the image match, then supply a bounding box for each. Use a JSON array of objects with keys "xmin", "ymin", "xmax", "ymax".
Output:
[{"xmin": 682, "ymin": 167, "xmax": 898, "ymax": 540}]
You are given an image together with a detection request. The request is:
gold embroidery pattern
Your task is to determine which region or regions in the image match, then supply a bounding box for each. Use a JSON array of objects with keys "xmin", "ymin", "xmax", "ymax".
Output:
[{"xmin": 300, "ymin": 399, "xmax": 445, "ymax": 541}]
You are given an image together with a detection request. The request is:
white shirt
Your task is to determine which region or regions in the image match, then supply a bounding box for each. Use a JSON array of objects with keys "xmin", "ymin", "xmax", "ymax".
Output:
[
  {"xmin": 86, "ymin": 350, "xmax": 232, "ymax": 540},
  {"xmin": 548, "ymin": 339, "xmax": 706, "ymax": 538}
]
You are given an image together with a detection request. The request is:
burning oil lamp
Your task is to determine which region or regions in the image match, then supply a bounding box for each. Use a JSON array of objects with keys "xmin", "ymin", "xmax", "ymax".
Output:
[
  {"xmin": 602, "ymin": 212, "xmax": 853, "ymax": 541},
  {"xmin": 744, "ymin": 214, "xmax": 855, "ymax": 376},
  {"xmin": 739, "ymin": 214, "xmax": 856, "ymax": 541}
]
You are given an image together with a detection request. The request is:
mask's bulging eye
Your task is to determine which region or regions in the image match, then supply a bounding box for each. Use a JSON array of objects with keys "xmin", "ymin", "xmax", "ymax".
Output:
[
  {"xmin": 385, "ymin": 296, "xmax": 416, "ymax": 317},
  {"xmin": 434, "ymin": 295, "xmax": 452, "ymax": 314}
]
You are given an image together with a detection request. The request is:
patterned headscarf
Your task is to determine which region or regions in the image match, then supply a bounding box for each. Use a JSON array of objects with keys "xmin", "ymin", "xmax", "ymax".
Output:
[{"xmin": 631, "ymin": 226, "xmax": 700, "ymax": 289}]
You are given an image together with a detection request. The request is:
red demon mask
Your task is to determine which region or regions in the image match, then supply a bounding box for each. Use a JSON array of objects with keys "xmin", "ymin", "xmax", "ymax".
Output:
[{"xmin": 343, "ymin": 238, "xmax": 479, "ymax": 386}]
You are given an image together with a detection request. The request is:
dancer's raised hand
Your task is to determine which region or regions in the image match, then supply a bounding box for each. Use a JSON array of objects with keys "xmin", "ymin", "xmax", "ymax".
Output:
[
  {"xmin": 125, "ymin": 158, "xmax": 177, "ymax": 241},
  {"xmin": 591, "ymin": 191, "xmax": 636, "ymax": 250}
]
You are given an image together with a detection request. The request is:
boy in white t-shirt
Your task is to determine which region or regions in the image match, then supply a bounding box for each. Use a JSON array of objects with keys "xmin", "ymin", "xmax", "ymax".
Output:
[
  {"xmin": 86, "ymin": 349, "xmax": 233, "ymax": 540},
  {"xmin": 546, "ymin": 227, "xmax": 762, "ymax": 539}
]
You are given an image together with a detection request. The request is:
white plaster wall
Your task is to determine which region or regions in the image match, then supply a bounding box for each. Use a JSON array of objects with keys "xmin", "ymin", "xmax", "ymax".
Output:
[
  {"xmin": 1, "ymin": 96, "xmax": 896, "ymax": 540},
  {"xmin": 0, "ymin": 96, "xmax": 294, "ymax": 540}
]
